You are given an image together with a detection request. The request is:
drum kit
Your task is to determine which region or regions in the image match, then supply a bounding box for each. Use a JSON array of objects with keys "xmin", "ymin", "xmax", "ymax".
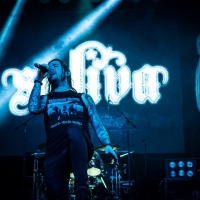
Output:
[{"xmin": 28, "ymin": 143, "xmax": 130, "ymax": 200}]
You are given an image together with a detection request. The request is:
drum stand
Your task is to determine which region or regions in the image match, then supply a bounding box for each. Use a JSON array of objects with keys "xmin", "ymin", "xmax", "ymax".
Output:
[
  {"xmin": 31, "ymin": 152, "xmax": 45, "ymax": 200},
  {"xmin": 87, "ymin": 177, "xmax": 102, "ymax": 200},
  {"xmin": 32, "ymin": 153, "xmax": 39, "ymax": 199},
  {"xmin": 106, "ymin": 161, "xmax": 122, "ymax": 200},
  {"xmin": 69, "ymin": 183, "xmax": 76, "ymax": 200}
]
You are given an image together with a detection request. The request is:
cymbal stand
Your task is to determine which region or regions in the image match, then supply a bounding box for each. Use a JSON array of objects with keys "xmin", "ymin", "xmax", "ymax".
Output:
[
  {"xmin": 118, "ymin": 169, "xmax": 122, "ymax": 198},
  {"xmin": 106, "ymin": 161, "xmax": 121, "ymax": 200},
  {"xmin": 110, "ymin": 167, "xmax": 116, "ymax": 197},
  {"xmin": 32, "ymin": 153, "xmax": 40, "ymax": 200},
  {"xmin": 114, "ymin": 161, "xmax": 120, "ymax": 199}
]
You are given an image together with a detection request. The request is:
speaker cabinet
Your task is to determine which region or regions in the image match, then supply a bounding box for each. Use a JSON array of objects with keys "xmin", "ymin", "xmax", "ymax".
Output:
[{"xmin": 164, "ymin": 178, "xmax": 200, "ymax": 200}]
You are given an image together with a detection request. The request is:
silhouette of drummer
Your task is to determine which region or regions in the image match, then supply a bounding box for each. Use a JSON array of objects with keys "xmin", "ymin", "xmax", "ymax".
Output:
[{"xmin": 88, "ymin": 151, "xmax": 104, "ymax": 168}]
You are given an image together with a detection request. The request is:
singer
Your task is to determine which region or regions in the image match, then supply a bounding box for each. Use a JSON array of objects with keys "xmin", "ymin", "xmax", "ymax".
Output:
[{"xmin": 28, "ymin": 58, "xmax": 117, "ymax": 200}]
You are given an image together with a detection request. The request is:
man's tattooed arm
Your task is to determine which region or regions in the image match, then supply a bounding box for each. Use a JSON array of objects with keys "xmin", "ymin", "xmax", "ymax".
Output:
[
  {"xmin": 81, "ymin": 94, "xmax": 111, "ymax": 145},
  {"xmin": 28, "ymin": 82, "xmax": 47, "ymax": 115},
  {"xmin": 82, "ymin": 93, "xmax": 118, "ymax": 160}
]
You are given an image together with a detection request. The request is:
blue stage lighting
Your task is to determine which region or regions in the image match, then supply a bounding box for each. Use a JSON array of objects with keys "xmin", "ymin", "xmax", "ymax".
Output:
[
  {"xmin": 165, "ymin": 158, "xmax": 196, "ymax": 178},
  {"xmin": 0, "ymin": 0, "xmax": 26, "ymax": 61}
]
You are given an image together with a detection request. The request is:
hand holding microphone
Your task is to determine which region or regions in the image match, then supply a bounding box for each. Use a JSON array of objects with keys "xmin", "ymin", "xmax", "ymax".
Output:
[
  {"xmin": 34, "ymin": 63, "xmax": 49, "ymax": 72},
  {"xmin": 34, "ymin": 63, "xmax": 49, "ymax": 82}
]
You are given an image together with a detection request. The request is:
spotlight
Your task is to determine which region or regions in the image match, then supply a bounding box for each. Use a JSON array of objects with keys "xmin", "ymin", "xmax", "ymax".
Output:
[
  {"xmin": 59, "ymin": 0, "xmax": 70, "ymax": 3},
  {"xmin": 39, "ymin": 0, "xmax": 50, "ymax": 3},
  {"xmin": 165, "ymin": 158, "xmax": 196, "ymax": 178},
  {"xmin": 0, "ymin": 0, "xmax": 26, "ymax": 61}
]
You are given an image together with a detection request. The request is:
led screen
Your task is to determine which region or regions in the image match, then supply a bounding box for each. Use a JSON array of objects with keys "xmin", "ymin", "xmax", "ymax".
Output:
[{"xmin": 0, "ymin": 1, "xmax": 184, "ymax": 156}]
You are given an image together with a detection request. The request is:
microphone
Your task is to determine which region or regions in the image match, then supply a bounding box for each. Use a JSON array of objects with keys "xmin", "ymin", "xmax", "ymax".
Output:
[
  {"xmin": 108, "ymin": 94, "xmax": 110, "ymax": 111},
  {"xmin": 34, "ymin": 63, "xmax": 49, "ymax": 72},
  {"xmin": 120, "ymin": 151, "xmax": 134, "ymax": 158}
]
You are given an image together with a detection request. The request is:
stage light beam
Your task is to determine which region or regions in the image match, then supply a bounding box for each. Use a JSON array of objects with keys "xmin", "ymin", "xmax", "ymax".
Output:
[
  {"xmin": 0, "ymin": 0, "xmax": 26, "ymax": 62},
  {"xmin": 0, "ymin": 0, "xmax": 122, "ymax": 117}
]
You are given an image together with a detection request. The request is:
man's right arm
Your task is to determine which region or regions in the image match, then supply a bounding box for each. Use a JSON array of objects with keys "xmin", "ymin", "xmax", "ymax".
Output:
[{"xmin": 28, "ymin": 82, "xmax": 47, "ymax": 115}]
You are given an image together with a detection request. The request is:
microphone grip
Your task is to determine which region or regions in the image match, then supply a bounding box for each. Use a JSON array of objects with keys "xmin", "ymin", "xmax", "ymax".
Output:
[{"xmin": 34, "ymin": 63, "xmax": 49, "ymax": 72}]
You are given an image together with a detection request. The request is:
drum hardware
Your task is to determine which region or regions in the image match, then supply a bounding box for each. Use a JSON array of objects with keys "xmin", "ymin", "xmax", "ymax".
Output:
[
  {"xmin": 93, "ymin": 144, "xmax": 125, "ymax": 199},
  {"xmin": 120, "ymin": 180, "xmax": 135, "ymax": 199},
  {"xmin": 37, "ymin": 179, "xmax": 48, "ymax": 200},
  {"xmin": 69, "ymin": 177, "xmax": 75, "ymax": 200},
  {"xmin": 29, "ymin": 152, "xmax": 46, "ymax": 200},
  {"xmin": 88, "ymin": 177, "xmax": 102, "ymax": 200},
  {"xmin": 87, "ymin": 158, "xmax": 101, "ymax": 177},
  {"xmin": 100, "ymin": 176, "xmax": 107, "ymax": 189},
  {"xmin": 103, "ymin": 161, "xmax": 124, "ymax": 200},
  {"xmin": 70, "ymin": 173, "xmax": 75, "ymax": 179},
  {"xmin": 95, "ymin": 145, "xmax": 121, "ymax": 151},
  {"xmin": 102, "ymin": 163, "xmax": 126, "ymax": 181}
]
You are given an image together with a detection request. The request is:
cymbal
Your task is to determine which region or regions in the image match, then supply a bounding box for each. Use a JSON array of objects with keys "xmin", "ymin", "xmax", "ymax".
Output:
[
  {"xmin": 38, "ymin": 143, "xmax": 46, "ymax": 152},
  {"xmin": 95, "ymin": 144, "xmax": 120, "ymax": 151},
  {"xmin": 25, "ymin": 152, "xmax": 45, "ymax": 157},
  {"xmin": 31, "ymin": 152, "xmax": 45, "ymax": 157}
]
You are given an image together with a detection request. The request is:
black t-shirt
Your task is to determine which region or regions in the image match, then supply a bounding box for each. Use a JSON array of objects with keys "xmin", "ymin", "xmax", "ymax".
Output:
[{"xmin": 43, "ymin": 90, "xmax": 91, "ymax": 159}]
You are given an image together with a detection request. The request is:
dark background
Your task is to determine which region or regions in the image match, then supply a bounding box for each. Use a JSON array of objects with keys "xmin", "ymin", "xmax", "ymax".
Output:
[{"xmin": 0, "ymin": 0, "xmax": 200, "ymax": 199}]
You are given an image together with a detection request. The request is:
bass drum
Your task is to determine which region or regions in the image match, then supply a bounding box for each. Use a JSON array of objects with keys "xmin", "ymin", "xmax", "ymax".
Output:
[
  {"xmin": 87, "ymin": 158, "xmax": 101, "ymax": 177},
  {"xmin": 37, "ymin": 179, "xmax": 75, "ymax": 200}
]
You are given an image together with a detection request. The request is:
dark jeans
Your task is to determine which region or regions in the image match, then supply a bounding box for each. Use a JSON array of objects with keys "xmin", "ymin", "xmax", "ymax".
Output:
[{"xmin": 44, "ymin": 125, "xmax": 93, "ymax": 200}]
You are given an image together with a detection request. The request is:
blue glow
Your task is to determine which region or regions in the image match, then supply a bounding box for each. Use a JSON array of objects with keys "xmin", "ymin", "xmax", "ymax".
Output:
[
  {"xmin": 169, "ymin": 161, "xmax": 176, "ymax": 168},
  {"xmin": 0, "ymin": 87, "xmax": 16, "ymax": 126},
  {"xmin": 187, "ymin": 161, "xmax": 193, "ymax": 168},
  {"xmin": 178, "ymin": 170, "xmax": 185, "ymax": 176},
  {"xmin": 170, "ymin": 171, "xmax": 176, "ymax": 177},
  {"xmin": 0, "ymin": 0, "xmax": 122, "ymax": 117},
  {"xmin": 178, "ymin": 161, "xmax": 184, "ymax": 168},
  {"xmin": 0, "ymin": 0, "xmax": 26, "ymax": 61},
  {"xmin": 187, "ymin": 170, "xmax": 193, "ymax": 177}
]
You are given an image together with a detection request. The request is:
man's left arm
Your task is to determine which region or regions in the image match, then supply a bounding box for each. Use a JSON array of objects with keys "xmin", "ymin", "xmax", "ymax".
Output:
[{"xmin": 81, "ymin": 94, "xmax": 118, "ymax": 160}]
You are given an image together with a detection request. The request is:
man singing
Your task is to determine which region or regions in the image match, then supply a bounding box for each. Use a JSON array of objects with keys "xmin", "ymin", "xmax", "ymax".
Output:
[{"xmin": 28, "ymin": 58, "xmax": 117, "ymax": 200}]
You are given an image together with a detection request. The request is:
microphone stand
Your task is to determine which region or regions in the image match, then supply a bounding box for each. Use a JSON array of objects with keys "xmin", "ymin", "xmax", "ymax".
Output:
[
  {"xmin": 15, "ymin": 115, "xmax": 35, "ymax": 200},
  {"xmin": 116, "ymin": 107, "xmax": 136, "ymax": 200}
]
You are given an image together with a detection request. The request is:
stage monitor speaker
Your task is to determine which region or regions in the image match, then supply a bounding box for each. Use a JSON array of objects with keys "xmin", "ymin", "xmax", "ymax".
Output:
[{"xmin": 164, "ymin": 178, "xmax": 200, "ymax": 200}]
